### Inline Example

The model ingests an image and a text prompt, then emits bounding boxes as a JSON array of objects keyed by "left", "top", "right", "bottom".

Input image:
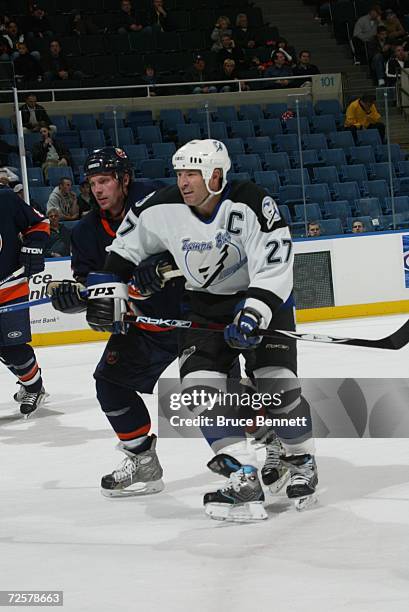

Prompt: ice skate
[
  {"left": 101, "top": 434, "right": 164, "bottom": 497},
  {"left": 260, "top": 433, "right": 290, "bottom": 494},
  {"left": 285, "top": 454, "right": 318, "bottom": 511},
  {"left": 204, "top": 464, "right": 267, "bottom": 522},
  {"left": 19, "top": 387, "right": 49, "bottom": 417}
]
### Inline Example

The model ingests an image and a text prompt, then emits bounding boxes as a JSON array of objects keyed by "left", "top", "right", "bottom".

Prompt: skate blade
[
  {"left": 267, "top": 470, "right": 290, "bottom": 495},
  {"left": 205, "top": 501, "right": 268, "bottom": 522},
  {"left": 101, "top": 478, "right": 165, "bottom": 498},
  {"left": 294, "top": 492, "right": 318, "bottom": 512},
  {"left": 21, "top": 392, "right": 50, "bottom": 419}
]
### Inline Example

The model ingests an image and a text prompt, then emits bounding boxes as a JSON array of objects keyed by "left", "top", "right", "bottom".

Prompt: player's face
[
  {"left": 89, "top": 173, "right": 127, "bottom": 216},
  {"left": 177, "top": 170, "right": 210, "bottom": 207}
]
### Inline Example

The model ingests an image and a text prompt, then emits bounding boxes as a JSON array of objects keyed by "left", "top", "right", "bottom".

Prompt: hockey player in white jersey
[{"left": 85, "top": 139, "right": 318, "bottom": 520}]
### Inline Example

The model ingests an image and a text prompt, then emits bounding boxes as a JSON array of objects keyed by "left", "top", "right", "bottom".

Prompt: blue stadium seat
[
  {"left": 319, "top": 148, "right": 347, "bottom": 168},
  {"left": 230, "top": 120, "right": 256, "bottom": 139},
  {"left": 137, "top": 126, "right": 162, "bottom": 147},
  {"left": 245, "top": 136, "right": 272, "bottom": 157},
  {"left": 71, "top": 114, "right": 98, "bottom": 130},
  {"left": 323, "top": 200, "right": 352, "bottom": 226},
  {"left": 349, "top": 145, "right": 376, "bottom": 165},
  {"left": 258, "top": 118, "right": 283, "bottom": 138},
  {"left": 278, "top": 185, "right": 305, "bottom": 205},
  {"left": 8, "top": 152, "right": 33, "bottom": 168},
  {"left": 356, "top": 128, "right": 382, "bottom": 147},
  {"left": 108, "top": 127, "right": 134, "bottom": 146},
  {"left": 99, "top": 111, "right": 126, "bottom": 130},
  {"left": 285, "top": 116, "right": 310, "bottom": 134},
  {"left": 314, "top": 99, "right": 343, "bottom": 116},
  {"left": 340, "top": 164, "right": 368, "bottom": 186},
  {"left": 319, "top": 218, "right": 344, "bottom": 235},
  {"left": 2, "top": 134, "right": 18, "bottom": 147},
  {"left": 235, "top": 153, "right": 263, "bottom": 176},
  {"left": 375, "top": 144, "right": 404, "bottom": 163},
  {"left": 80, "top": 130, "right": 106, "bottom": 149},
  {"left": 283, "top": 168, "right": 310, "bottom": 185},
  {"left": 27, "top": 167, "right": 44, "bottom": 186},
  {"left": 69, "top": 148, "right": 88, "bottom": 168},
  {"left": 313, "top": 166, "right": 339, "bottom": 187},
  {"left": 328, "top": 131, "right": 355, "bottom": 149},
  {"left": 396, "top": 161, "right": 409, "bottom": 177},
  {"left": 264, "top": 152, "right": 291, "bottom": 174},
  {"left": 160, "top": 109, "right": 185, "bottom": 134},
  {"left": 369, "top": 162, "right": 396, "bottom": 181},
  {"left": 346, "top": 216, "right": 374, "bottom": 232},
  {"left": 302, "top": 133, "right": 327, "bottom": 151},
  {"left": 355, "top": 197, "right": 382, "bottom": 218},
  {"left": 215, "top": 106, "right": 239, "bottom": 123},
  {"left": 208, "top": 122, "right": 228, "bottom": 141},
  {"left": 187, "top": 108, "right": 214, "bottom": 125},
  {"left": 0, "top": 117, "right": 14, "bottom": 133},
  {"left": 333, "top": 181, "right": 361, "bottom": 203},
  {"left": 239, "top": 104, "right": 264, "bottom": 124},
  {"left": 384, "top": 195, "right": 409, "bottom": 214},
  {"left": 53, "top": 131, "right": 81, "bottom": 149},
  {"left": 254, "top": 170, "right": 281, "bottom": 196},
  {"left": 127, "top": 110, "right": 154, "bottom": 125},
  {"left": 305, "top": 183, "right": 331, "bottom": 205},
  {"left": 123, "top": 144, "right": 149, "bottom": 164},
  {"left": 227, "top": 171, "right": 251, "bottom": 182},
  {"left": 294, "top": 203, "right": 322, "bottom": 223},
  {"left": 29, "top": 186, "right": 53, "bottom": 212},
  {"left": 176, "top": 123, "right": 201, "bottom": 144},
  {"left": 293, "top": 100, "right": 315, "bottom": 117},
  {"left": 152, "top": 142, "right": 176, "bottom": 161},
  {"left": 47, "top": 166, "right": 75, "bottom": 187},
  {"left": 278, "top": 204, "right": 292, "bottom": 225},
  {"left": 291, "top": 149, "right": 320, "bottom": 167},
  {"left": 159, "top": 177, "right": 177, "bottom": 186},
  {"left": 310, "top": 115, "right": 337, "bottom": 134},
  {"left": 362, "top": 179, "right": 390, "bottom": 203},
  {"left": 50, "top": 115, "right": 70, "bottom": 131},
  {"left": 139, "top": 159, "right": 168, "bottom": 179},
  {"left": 273, "top": 134, "right": 298, "bottom": 153},
  {"left": 223, "top": 138, "right": 245, "bottom": 156},
  {"left": 265, "top": 103, "right": 287, "bottom": 118}
]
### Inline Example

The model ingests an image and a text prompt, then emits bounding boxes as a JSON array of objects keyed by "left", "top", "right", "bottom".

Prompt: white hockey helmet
[{"left": 172, "top": 139, "right": 231, "bottom": 195}]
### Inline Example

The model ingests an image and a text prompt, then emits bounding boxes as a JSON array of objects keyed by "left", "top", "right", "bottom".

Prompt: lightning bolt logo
[{"left": 199, "top": 244, "right": 229, "bottom": 288}]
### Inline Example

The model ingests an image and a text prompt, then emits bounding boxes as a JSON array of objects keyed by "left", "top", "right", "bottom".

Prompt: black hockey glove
[
  {"left": 132, "top": 252, "right": 177, "bottom": 297},
  {"left": 86, "top": 272, "right": 129, "bottom": 333},
  {"left": 19, "top": 242, "right": 45, "bottom": 277},
  {"left": 47, "top": 280, "right": 87, "bottom": 314}
]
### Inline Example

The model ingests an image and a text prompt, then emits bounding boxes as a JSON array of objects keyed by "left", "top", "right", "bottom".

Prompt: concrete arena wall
[{"left": 30, "top": 230, "right": 409, "bottom": 346}]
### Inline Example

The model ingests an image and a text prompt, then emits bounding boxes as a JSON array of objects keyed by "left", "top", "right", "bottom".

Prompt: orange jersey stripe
[
  {"left": 23, "top": 220, "right": 50, "bottom": 237},
  {"left": 0, "top": 282, "right": 29, "bottom": 305},
  {"left": 19, "top": 364, "right": 39, "bottom": 383},
  {"left": 117, "top": 424, "right": 151, "bottom": 441}
]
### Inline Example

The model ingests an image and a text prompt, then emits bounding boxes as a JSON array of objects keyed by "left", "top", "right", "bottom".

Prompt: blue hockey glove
[
  {"left": 19, "top": 242, "right": 45, "bottom": 277},
  {"left": 132, "top": 252, "right": 176, "bottom": 297},
  {"left": 86, "top": 272, "right": 129, "bottom": 334},
  {"left": 224, "top": 307, "right": 263, "bottom": 350}
]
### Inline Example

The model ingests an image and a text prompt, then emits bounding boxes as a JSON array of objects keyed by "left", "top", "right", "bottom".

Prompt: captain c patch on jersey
[{"left": 261, "top": 196, "right": 281, "bottom": 230}]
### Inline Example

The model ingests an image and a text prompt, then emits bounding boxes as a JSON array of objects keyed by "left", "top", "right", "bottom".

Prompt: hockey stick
[
  {"left": 0, "top": 267, "right": 25, "bottom": 288},
  {"left": 122, "top": 314, "right": 409, "bottom": 350}
]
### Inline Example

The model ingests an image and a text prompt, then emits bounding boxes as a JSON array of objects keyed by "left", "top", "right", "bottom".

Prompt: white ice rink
[{"left": 1, "top": 315, "right": 409, "bottom": 612}]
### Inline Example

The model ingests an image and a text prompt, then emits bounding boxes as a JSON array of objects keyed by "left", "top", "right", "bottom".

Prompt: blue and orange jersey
[{"left": 0, "top": 188, "right": 50, "bottom": 305}]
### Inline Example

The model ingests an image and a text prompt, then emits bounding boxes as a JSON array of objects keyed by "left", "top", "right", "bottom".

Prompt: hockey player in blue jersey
[
  {"left": 84, "top": 139, "right": 319, "bottom": 520},
  {"left": 49, "top": 147, "right": 184, "bottom": 497},
  {"left": 0, "top": 187, "right": 49, "bottom": 416}
]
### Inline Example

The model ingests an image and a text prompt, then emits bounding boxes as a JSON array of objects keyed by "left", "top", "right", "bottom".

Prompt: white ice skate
[
  {"left": 260, "top": 433, "right": 290, "bottom": 494},
  {"left": 285, "top": 454, "right": 319, "bottom": 511}
]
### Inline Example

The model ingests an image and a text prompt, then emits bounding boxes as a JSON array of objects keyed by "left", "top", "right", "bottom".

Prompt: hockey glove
[
  {"left": 86, "top": 272, "right": 128, "bottom": 334},
  {"left": 47, "top": 280, "right": 87, "bottom": 314},
  {"left": 19, "top": 243, "right": 45, "bottom": 277},
  {"left": 224, "top": 307, "right": 263, "bottom": 350},
  {"left": 132, "top": 252, "right": 176, "bottom": 297}
]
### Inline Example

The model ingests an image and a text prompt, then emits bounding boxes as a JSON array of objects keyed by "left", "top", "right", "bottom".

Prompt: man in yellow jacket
[{"left": 344, "top": 93, "right": 385, "bottom": 143}]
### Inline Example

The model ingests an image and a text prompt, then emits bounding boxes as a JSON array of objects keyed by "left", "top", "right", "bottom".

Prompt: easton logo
[{"left": 88, "top": 286, "right": 116, "bottom": 297}]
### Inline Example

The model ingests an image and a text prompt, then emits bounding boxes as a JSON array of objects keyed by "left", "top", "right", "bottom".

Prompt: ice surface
[{"left": 1, "top": 316, "right": 409, "bottom": 611}]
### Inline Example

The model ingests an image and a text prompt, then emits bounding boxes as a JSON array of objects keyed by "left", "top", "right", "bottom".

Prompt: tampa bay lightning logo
[
  {"left": 183, "top": 231, "right": 246, "bottom": 288},
  {"left": 213, "top": 141, "right": 223, "bottom": 152},
  {"left": 262, "top": 196, "right": 281, "bottom": 229}
]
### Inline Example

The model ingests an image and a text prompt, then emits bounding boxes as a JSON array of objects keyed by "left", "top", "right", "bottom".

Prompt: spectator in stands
[
  {"left": 2, "top": 21, "right": 31, "bottom": 60},
  {"left": 148, "top": 0, "right": 169, "bottom": 33},
  {"left": 367, "top": 26, "right": 392, "bottom": 86},
  {"left": 307, "top": 222, "right": 321, "bottom": 237},
  {"left": 0, "top": 36, "right": 11, "bottom": 61},
  {"left": 211, "top": 16, "right": 232, "bottom": 53},
  {"left": 32, "top": 124, "right": 71, "bottom": 181},
  {"left": 47, "top": 177, "right": 79, "bottom": 221},
  {"left": 293, "top": 50, "right": 320, "bottom": 86},
  {"left": 77, "top": 177, "right": 92, "bottom": 217},
  {"left": 386, "top": 45, "right": 409, "bottom": 84},
  {"left": 45, "top": 207, "right": 72, "bottom": 257},
  {"left": 117, "top": 0, "right": 149, "bottom": 35},
  {"left": 344, "top": 93, "right": 385, "bottom": 143},
  {"left": 233, "top": 14, "right": 257, "bottom": 50},
  {"left": 217, "top": 58, "right": 249, "bottom": 92},
  {"left": 352, "top": 5, "right": 383, "bottom": 64},
  {"left": 264, "top": 51, "right": 293, "bottom": 89},
  {"left": 384, "top": 9, "right": 407, "bottom": 44},
  {"left": 275, "top": 38, "right": 296, "bottom": 65},
  {"left": 13, "top": 183, "right": 42, "bottom": 210},
  {"left": 184, "top": 55, "right": 217, "bottom": 94},
  {"left": 71, "top": 11, "right": 99, "bottom": 36},
  {"left": 20, "top": 93, "right": 55, "bottom": 133},
  {"left": 217, "top": 34, "right": 246, "bottom": 68},
  {"left": 13, "top": 42, "right": 43, "bottom": 83},
  {"left": 352, "top": 220, "right": 366, "bottom": 233},
  {"left": 42, "top": 39, "right": 85, "bottom": 81},
  {"left": 0, "top": 136, "right": 18, "bottom": 167},
  {"left": 25, "top": 4, "right": 53, "bottom": 39},
  {"left": 140, "top": 64, "right": 161, "bottom": 96},
  {"left": 0, "top": 166, "right": 19, "bottom": 186}
]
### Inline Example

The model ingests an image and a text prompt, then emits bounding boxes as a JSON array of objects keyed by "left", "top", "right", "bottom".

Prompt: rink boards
[{"left": 30, "top": 230, "right": 409, "bottom": 346}]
